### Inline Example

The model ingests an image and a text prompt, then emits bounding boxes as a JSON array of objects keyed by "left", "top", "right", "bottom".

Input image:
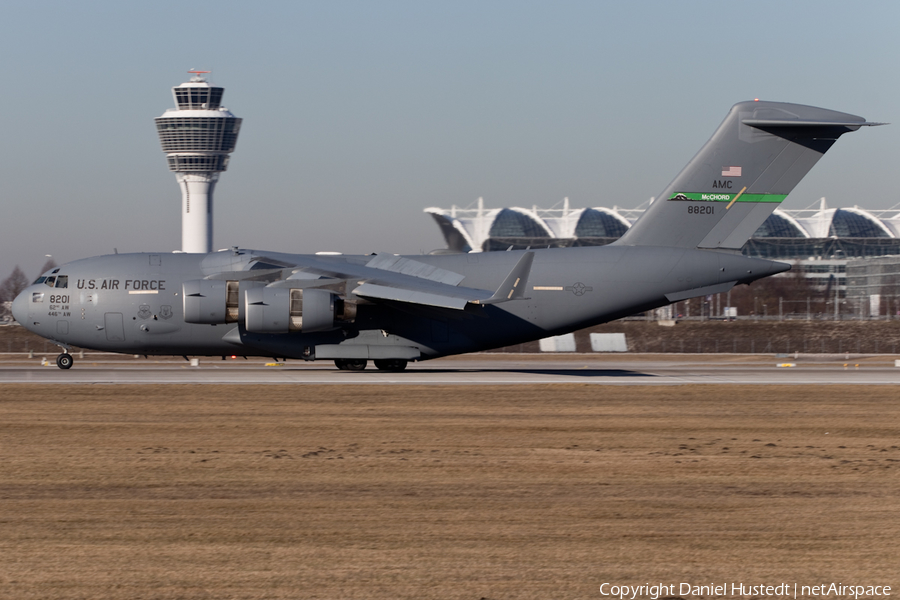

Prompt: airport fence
[{"left": 5, "top": 321, "right": 900, "bottom": 358}]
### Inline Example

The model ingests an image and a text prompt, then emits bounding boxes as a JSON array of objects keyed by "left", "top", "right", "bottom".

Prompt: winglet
[{"left": 472, "top": 252, "right": 534, "bottom": 305}]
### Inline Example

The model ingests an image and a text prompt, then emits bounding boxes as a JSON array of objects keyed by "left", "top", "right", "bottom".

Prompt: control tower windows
[
  {"left": 155, "top": 117, "right": 242, "bottom": 152},
  {"left": 174, "top": 87, "right": 224, "bottom": 110},
  {"left": 166, "top": 155, "right": 230, "bottom": 172}
]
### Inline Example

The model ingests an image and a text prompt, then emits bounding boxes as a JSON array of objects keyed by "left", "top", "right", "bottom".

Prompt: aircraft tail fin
[{"left": 615, "top": 101, "right": 883, "bottom": 249}]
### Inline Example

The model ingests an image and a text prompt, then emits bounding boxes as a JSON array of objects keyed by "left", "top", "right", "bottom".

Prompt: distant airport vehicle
[{"left": 12, "top": 101, "right": 881, "bottom": 369}]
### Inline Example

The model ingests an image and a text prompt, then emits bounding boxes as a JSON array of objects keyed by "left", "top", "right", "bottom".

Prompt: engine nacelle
[
  {"left": 183, "top": 280, "right": 239, "bottom": 324},
  {"left": 244, "top": 287, "right": 336, "bottom": 334}
]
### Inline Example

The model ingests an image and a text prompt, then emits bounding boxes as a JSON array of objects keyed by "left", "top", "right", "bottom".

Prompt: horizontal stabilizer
[
  {"left": 743, "top": 119, "right": 886, "bottom": 129},
  {"left": 665, "top": 281, "right": 736, "bottom": 303}
]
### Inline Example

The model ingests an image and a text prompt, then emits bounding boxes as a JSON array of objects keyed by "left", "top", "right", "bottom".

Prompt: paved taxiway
[{"left": 0, "top": 354, "right": 898, "bottom": 384}]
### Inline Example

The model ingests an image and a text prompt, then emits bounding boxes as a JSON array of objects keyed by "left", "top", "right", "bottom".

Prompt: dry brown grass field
[{"left": 0, "top": 384, "right": 898, "bottom": 600}]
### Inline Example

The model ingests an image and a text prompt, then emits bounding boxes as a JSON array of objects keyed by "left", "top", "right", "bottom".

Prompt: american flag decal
[{"left": 722, "top": 166, "right": 742, "bottom": 177}]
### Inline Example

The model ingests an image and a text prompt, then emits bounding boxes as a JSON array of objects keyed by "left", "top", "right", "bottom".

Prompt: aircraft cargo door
[{"left": 104, "top": 313, "right": 125, "bottom": 342}]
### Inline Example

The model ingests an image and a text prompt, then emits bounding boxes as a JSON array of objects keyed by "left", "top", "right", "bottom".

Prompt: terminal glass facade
[
  {"left": 574, "top": 209, "right": 630, "bottom": 238},
  {"left": 753, "top": 213, "right": 807, "bottom": 238},
  {"left": 489, "top": 209, "right": 549, "bottom": 238},
  {"left": 829, "top": 209, "right": 890, "bottom": 238}
]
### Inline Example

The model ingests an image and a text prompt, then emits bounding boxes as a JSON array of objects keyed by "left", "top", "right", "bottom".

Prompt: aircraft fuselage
[{"left": 12, "top": 245, "right": 785, "bottom": 362}]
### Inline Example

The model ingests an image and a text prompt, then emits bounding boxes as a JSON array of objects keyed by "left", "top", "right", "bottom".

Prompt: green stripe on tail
[{"left": 668, "top": 192, "right": 787, "bottom": 203}]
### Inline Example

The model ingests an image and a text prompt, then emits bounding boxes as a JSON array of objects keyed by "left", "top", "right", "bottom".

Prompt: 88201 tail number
[{"left": 688, "top": 205, "right": 714, "bottom": 215}]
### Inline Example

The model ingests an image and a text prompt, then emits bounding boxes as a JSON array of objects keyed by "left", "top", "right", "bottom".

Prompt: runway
[{"left": 1, "top": 353, "right": 898, "bottom": 384}]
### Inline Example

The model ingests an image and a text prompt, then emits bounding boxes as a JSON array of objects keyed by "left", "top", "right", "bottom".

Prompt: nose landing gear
[{"left": 56, "top": 353, "right": 73, "bottom": 369}]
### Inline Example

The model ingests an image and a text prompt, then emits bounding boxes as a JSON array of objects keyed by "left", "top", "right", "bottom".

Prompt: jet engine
[
  {"left": 183, "top": 280, "right": 239, "bottom": 324},
  {"left": 244, "top": 287, "right": 337, "bottom": 334}
]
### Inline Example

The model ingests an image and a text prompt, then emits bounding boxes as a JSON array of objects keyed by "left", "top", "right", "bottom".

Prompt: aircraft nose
[{"left": 10, "top": 289, "right": 29, "bottom": 324}]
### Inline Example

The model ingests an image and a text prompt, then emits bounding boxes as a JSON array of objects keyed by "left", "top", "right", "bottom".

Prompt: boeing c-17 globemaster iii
[{"left": 11, "top": 101, "right": 882, "bottom": 369}]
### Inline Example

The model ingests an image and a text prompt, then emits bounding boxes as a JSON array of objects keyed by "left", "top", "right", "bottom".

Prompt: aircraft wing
[
  {"left": 353, "top": 251, "right": 534, "bottom": 310},
  {"left": 250, "top": 251, "right": 535, "bottom": 311}
]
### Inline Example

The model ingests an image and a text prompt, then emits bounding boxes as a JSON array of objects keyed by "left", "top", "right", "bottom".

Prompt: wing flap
[
  {"left": 365, "top": 254, "right": 466, "bottom": 285},
  {"left": 352, "top": 283, "right": 476, "bottom": 310}
]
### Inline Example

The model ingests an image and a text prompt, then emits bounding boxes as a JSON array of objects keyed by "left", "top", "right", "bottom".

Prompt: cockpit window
[
  {"left": 34, "top": 276, "right": 47, "bottom": 285},
  {"left": 55, "top": 276, "right": 68, "bottom": 289},
  {"left": 44, "top": 276, "right": 56, "bottom": 287}
]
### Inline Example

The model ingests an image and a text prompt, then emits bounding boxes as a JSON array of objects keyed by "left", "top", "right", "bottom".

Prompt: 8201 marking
[{"left": 688, "top": 205, "right": 715, "bottom": 215}]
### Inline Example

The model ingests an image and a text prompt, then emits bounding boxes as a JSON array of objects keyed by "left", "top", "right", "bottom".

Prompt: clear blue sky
[{"left": 1, "top": 0, "right": 897, "bottom": 279}]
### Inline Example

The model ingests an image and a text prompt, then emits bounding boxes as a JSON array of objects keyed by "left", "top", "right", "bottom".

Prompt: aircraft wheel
[
  {"left": 56, "top": 353, "right": 74, "bottom": 370},
  {"left": 334, "top": 359, "right": 347, "bottom": 370},
  {"left": 374, "top": 359, "right": 407, "bottom": 371},
  {"left": 343, "top": 359, "right": 368, "bottom": 371}
]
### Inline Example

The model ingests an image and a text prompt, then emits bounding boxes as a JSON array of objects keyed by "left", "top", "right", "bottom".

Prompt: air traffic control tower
[{"left": 155, "top": 71, "right": 242, "bottom": 253}]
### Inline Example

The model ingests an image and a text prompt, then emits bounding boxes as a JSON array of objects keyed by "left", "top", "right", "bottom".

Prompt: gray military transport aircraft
[{"left": 12, "top": 101, "right": 882, "bottom": 370}]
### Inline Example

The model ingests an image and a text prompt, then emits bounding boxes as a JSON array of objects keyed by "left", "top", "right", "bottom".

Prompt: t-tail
[{"left": 616, "top": 101, "right": 883, "bottom": 249}]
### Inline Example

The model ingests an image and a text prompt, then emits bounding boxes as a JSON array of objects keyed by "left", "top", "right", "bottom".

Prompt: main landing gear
[
  {"left": 56, "top": 353, "right": 74, "bottom": 370},
  {"left": 373, "top": 359, "right": 407, "bottom": 371},
  {"left": 334, "top": 359, "right": 367, "bottom": 371},
  {"left": 333, "top": 359, "right": 408, "bottom": 372}
]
